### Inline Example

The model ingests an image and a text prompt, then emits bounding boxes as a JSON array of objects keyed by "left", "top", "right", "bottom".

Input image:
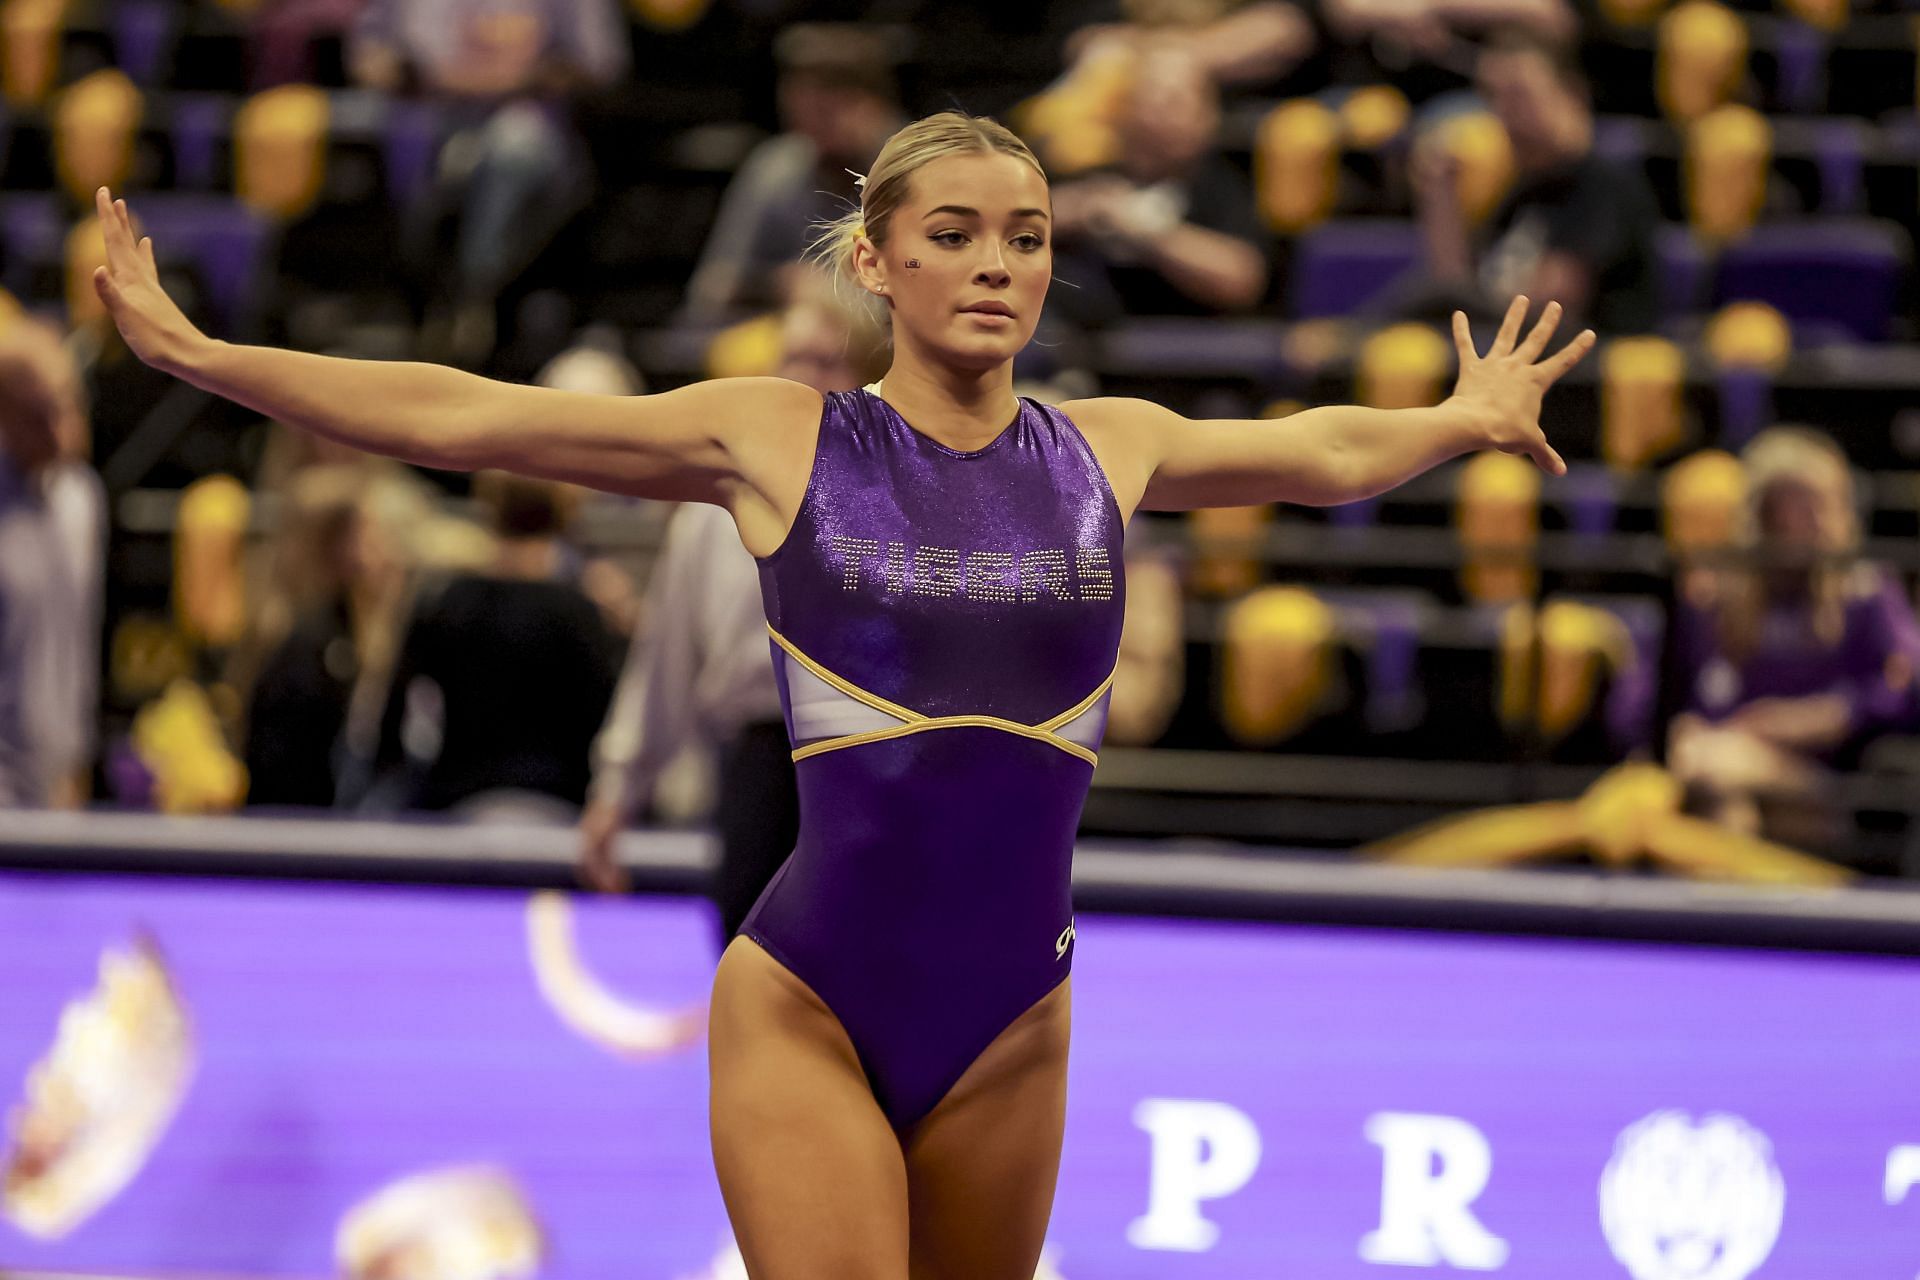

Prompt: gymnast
[{"left": 90, "top": 108, "right": 1589, "bottom": 1280}]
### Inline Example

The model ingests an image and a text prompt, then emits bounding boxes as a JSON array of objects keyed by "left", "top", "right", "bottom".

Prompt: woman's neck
[{"left": 875, "top": 347, "right": 1021, "bottom": 451}]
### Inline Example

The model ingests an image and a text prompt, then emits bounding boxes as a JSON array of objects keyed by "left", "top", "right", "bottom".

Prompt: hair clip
[{"left": 845, "top": 168, "right": 868, "bottom": 189}]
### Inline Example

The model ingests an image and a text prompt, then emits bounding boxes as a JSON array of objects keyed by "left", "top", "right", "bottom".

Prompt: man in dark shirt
[
  {"left": 374, "top": 474, "right": 618, "bottom": 817},
  {"left": 1415, "top": 28, "right": 1661, "bottom": 335},
  {"left": 1050, "top": 46, "right": 1275, "bottom": 323}
]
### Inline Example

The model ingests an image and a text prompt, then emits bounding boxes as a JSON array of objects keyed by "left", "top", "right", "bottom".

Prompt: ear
[{"left": 850, "top": 232, "right": 889, "bottom": 300}]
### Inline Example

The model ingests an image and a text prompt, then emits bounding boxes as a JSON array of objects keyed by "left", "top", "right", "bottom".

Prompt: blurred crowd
[{"left": 1, "top": 0, "right": 1919, "bottom": 884}]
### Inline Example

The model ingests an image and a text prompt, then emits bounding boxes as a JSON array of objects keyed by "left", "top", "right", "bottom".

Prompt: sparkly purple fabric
[{"left": 741, "top": 387, "right": 1125, "bottom": 1131}]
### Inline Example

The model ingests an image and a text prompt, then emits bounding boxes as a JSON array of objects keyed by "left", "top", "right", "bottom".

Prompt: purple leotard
[{"left": 740, "top": 386, "right": 1125, "bottom": 1133}]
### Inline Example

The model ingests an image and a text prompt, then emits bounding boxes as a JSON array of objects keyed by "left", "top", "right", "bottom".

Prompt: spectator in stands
[
  {"left": 681, "top": 25, "right": 906, "bottom": 324},
  {"left": 234, "top": 464, "right": 426, "bottom": 808},
  {"left": 578, "top": 277, "right": 887, "bottom": 945},
  {"left": 349, "top": 0, "right": 629, "bottom": 361},
  {"left": 1411, "top": 28, "right": 1660, "bottom": 334},
  {"left": 0, "top": 314, "right": 104, "bottom": 809},
  {"left": 371, "top": 472, "right": 619, "bottom": 819},
  {"left": 1050, "top": 46, "right": 1273, "bottom": 323},
  {"left": 250, "top": 0, "right": 371, "bottom": 88},
  {"left": 1664, "top": 427, "right": 1920, "bottom": 851},
  {"left": 1062, "top": 0, "right": 1317, "bottom": 90},
  {"left": 1312, "top": 0, "right": 1576, "bottom": 102}
]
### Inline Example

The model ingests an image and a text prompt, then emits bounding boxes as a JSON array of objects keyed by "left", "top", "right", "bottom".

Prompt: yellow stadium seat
[
  {"left": 1434, "top": 111, "right": 1515, "bottom": 227},
  {"left": 132, "top": 680, "right": 247, "bottom": 812},
  {"left": 1780, "top": 0, "right": 1846, "bottom": 31},
  {"left": 1686, "top": 104, "right": 1771, "bottom": 243},
  {"left": 1337, "top": 85, "right": 1409, "bottom": 151},
  {"left": 1661, "top": 447, "right": 1746, "bottom": 555},
  {"left": 174, "top": 474, "right": 251, "bottom": 649},
  {"left": 1358, "top": 322, "right": 1451, "bottom": 411},
  {"left": 1598, "top": 0, "right": 1671, "bottom": 25},
  {"left": 1601, "top": 336, "right": 1688, "bottom": 471},
  {"left": 705, "top": 313, "right": 784, "bottom": 379},
  {"left": 1219, "top": 585, "right": 1336, "bottom": 746},
  {"left": 235, "top": 84, "right": 330, "bottom": 220},
  {"left": 1658, "top": 1, "right": 1748, "bottom": 122},
  {"left": 64, "top": 214, "right": 107, "bottom": 330},
  {"left": 1188, "top": 504, "right": 1272, "bottom": 597},
  {"left": 1456, "top": 452, "right": 1540, "bottom": 604},
  {"left": 53, "top": 69, "right": 142, "bottom": 206},
  {"left": 1, "top": 0, "right": 63, "bottom": 108},
  {"left": 1535, "top": 600, "right": 1631, "bottom": 743},
  {"left": 1014, "top": 44, "right": 1136, "bottom": 177},
  {"left": 629, "top": 0, "right": 710, "bottom": 29},
  {"left": 1254, "top": 99, "right": 1341, "bottom": 234},
  {"left": 1705, "top": 300, "right": 1791, "bottom": 373}
]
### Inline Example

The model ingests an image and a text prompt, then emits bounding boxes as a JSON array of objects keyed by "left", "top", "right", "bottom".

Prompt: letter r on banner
[
  {"left": 1359, "top": 1112, "right": 1510, "bottom": 1270},
  {"left": 1126, "top": 1098, "right": 1263, "bottom": 1252}
]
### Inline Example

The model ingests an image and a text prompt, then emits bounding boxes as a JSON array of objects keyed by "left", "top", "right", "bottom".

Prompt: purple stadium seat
[
  {"left": 1322, "top": 588, "right": 1428, "bottom": 735},
  {"left": 383, "top": 101, "right": 443, "bottom": 211},
  {"left": 1290, "top": 220, "right": 1421, "bottom": 319},
  {"left": 169, "top": 95, "right": 227, "bottom": 190},
  {"left": 133, "top": 195, "right": 276, "bottom": 335},
  {"left": 1770, "top": 22, "right": 1827, "bottom": 115},
  {"left": 1655, "top": 224, "right": 1708, "bottom": 325},
  {"left": 0, "top": 193, "right": 62, "bottom": 295},
  {"left": 1557, "top": 464, "right": 1617, "bottom": 539},
  {"left": 1815, "top": 119, "right": 1866, "bottom": 215},
  {"left": 1716, "top": 366, "right": 1775, "bottom": 449},
  {"left": 1713, "top": 220, "right": 1909, "bottom": 343},
  {"left": 112, "top": 0, "right": 176, "bottom": 87}
]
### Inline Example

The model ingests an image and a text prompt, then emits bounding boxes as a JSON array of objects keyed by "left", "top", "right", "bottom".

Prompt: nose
[{"left": 974, "top": 241, "right": 1011, "bottom": 288}]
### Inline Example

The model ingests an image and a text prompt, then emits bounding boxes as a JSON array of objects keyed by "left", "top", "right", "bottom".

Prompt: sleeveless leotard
[{"left": 740, "top": 386, "right": 1126, "bottom": 1133}]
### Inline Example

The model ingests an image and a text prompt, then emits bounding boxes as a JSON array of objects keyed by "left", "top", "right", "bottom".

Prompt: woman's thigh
[
  {"left": 902, "top": 978, "right": 1073, "bottom": 1280},
  {"left": 709, "top": 936, "right": 910, "bottom": 1280}
]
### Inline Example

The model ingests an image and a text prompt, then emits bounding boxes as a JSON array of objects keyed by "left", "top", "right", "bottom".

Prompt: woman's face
[
  {"left": 856, "top": 151, "right": 1052, "bottom": 372},
  {"left": 1757, "top": 479, "right": 1826, "bottom": 551}
]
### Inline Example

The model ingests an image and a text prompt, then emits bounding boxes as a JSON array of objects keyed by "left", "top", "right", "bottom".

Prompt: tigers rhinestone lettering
[
  {"left": 1076, "top": 547, "right": 1114, "bottom": 601},
  {"left": 829, "top": 539, "right": 1111, "bottom": 604}
]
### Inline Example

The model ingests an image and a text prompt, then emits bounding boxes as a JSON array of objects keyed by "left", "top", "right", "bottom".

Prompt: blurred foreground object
[
  {"left": 525, "top": 892, "right": 706, "bottom": 1060},
  {"left": 1364, "top": 762, "right": 1850, "bottom": 885},
  {"left": 2, "top": 938, "right": 194, "bottom": 1238},
  {"left": 335, "top": 1164, "right": 543, "bottom": 1280}
]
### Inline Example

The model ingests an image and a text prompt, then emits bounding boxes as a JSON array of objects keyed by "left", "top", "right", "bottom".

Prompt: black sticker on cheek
[{"left": 905, "top": 259, "right": 921, "bottom": 269}]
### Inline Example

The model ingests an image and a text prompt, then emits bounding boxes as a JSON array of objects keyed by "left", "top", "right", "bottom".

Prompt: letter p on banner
[{"left": 1126, "top": 1098, "right": 1263, "bottom": 1252}]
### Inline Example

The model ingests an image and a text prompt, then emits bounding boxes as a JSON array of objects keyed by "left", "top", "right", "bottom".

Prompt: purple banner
[{"left": 0, "top": 871, "right": 1916, "bottom": 1278}]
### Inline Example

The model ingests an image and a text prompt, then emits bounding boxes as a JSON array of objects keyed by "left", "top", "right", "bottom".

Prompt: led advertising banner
[{"left": 1, "top": 870, "right": 1916, "bottom": 1279}]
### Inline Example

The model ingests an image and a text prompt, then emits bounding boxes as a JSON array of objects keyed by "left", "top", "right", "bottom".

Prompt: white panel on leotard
[
  {"left": 1052, "top": 687, "right": 1112, "bottom": 752},
  {"left": 782, "top": 651, "right": 905, "bottom": 743}
]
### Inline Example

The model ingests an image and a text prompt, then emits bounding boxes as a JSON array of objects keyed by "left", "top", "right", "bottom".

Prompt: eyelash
[{"left": 931, "top": 231, "right": 1046, "bottom": 251}]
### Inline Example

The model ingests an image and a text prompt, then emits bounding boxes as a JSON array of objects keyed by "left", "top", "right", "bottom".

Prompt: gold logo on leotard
[
  {"left": 1055, "top": 918, "right": 1076, "bottom": 960},
  {"left": 829, "top": 537, "right": 1113, "bottom": 603}
]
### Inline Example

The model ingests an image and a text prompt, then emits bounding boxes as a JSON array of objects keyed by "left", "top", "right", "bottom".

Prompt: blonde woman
[
  {"left": 1667, "top": 427, "right": 1920, "bottom": 847},
  {"left": 88, "top": 109, "right": 1588, "bottom": 1278}
]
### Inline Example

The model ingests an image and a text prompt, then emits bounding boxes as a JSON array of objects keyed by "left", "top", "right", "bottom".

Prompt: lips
[{"left": 961, "top": 302, "right": 1015, "bottom": 318}]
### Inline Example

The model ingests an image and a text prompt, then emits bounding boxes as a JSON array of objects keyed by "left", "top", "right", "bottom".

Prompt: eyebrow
[{"left": 923, "top": 205, "right": 1051, "bottom": 222}]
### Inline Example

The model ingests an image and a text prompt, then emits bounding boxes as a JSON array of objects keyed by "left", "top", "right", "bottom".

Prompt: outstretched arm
[
  {"left": 1071, "top": 296, "right": 1594, "bottom": 513},
  {"left": 89, "top": 188, "right": 819, "bottom": 503}
]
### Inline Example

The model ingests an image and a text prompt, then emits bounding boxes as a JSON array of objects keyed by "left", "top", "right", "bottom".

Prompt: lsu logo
[{"left": 1599, "top": 1110, "right": 1784, "bottom": 1280}]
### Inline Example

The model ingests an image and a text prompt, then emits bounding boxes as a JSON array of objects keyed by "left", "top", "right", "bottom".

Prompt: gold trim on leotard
[{"left": 767, "top": 626, "right": 1114, "bottom": 767}]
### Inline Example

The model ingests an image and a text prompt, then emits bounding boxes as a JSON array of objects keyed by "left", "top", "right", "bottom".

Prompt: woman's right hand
[
  {"left": 576, "top": 798, "right": 631, "bottom": 895},
  {"left": 90, "top": 187, "right": 210, "bottom": 376}
]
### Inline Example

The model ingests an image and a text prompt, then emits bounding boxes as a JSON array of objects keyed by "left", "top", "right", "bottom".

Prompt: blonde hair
[
  {"left": 808, "top": 111, "right": 1047, "bottom": 287},
  {"left": 1716, "top": 425, "right": 1862, "bottom": 659}
]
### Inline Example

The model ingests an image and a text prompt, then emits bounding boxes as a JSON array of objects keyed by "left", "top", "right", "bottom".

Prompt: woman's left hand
[{"left": 1446, "top": 296, "right": 1596, "bottom": 477}]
